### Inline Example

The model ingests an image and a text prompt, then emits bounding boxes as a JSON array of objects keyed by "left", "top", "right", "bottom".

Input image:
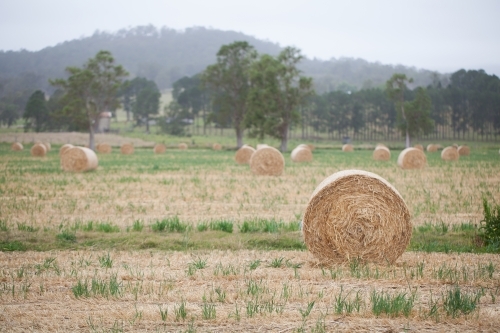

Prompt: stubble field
[{"left": 0, "top": 139, "right": 499, "bottom": 332}]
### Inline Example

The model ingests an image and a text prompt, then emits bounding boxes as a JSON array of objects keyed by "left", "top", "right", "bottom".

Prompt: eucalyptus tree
[
  {"left": 246, "top": 47, "right": 313, "bottom": 152},
  {"left": 51, "top": 50, "right": 128, "bottom": 150},
  {"left": 386, "top": 74, "right": 413, "bottom": 147},
  {"left": 23, "top": 90, "right": 50, "bottom": 132},
  {"left": 202, "top": 41, "right": 257, "bottom": 148}
]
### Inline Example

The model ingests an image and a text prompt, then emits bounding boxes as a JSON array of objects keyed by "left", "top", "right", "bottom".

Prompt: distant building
[{"left": 97, "top": 112, "right": 112, "bottom": 132}]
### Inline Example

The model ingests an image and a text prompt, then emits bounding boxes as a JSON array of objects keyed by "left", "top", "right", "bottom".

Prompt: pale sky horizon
[{"left": 1, "top": 0, "right": 499, "bottom": 75}]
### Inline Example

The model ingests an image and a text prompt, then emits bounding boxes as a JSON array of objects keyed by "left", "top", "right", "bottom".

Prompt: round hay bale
[
  {"left": 249, "top": 146, "right": 284, "bottom": 176},
  {"left": 342, "top": 144, "right": 353, "bottom": 152},
  {"left": 291, "top": 146, "right": 313, "bottom": 163},
  {"left": 397, "top": 148, "right": 427, "bottom": 169},
  {"left": 426, "top": 144, "right": 438, "bottom": 152},
  {"left": 441, "top": 146, "right": 459, "bottom": 161},
  {"left": 235, "top": 145, "right": 256, "bottom": 165},
  {"left": 376, "top": 143, "right": 387, "bottom": 149},
  {"left": 307, "top": 144, "right": 315, "bottom": 151},
  {"left": 42, "top": 142, "right": 51, "bottom": 152},
  {"left": 457, "top": 145, "right": 470, "bottom": 156},
  {"left": 120, "top": 143, "right": 134, "bottom": 155},
  {"left": 372, "top": 146, "right": 391, "bottom": 161},
  {"left": 413, "top": 144, "right": 424, "bottom": 151},
  {"left": 178, "top": 143, "right": 188, "bottom": 150},
  {"left": 212, "top": 143, "right": 222, "bottom": 151},
  {"left": 11, "top": 142, "right": 23, "bottom": 151},
  {"left": 97, "top": 143, "right": 112, "bottom": 154},
  {"left": 256, "top": 144, "right": 269, "bottom": 150},
  {"left": 154, "top": 143, "right": 166, "bottom": 154},
  {"left": 59, "top": 144, "right": 74, "bottom": 156},
  {"left": 303, "top": 170, "right": 411, "bottom": 264},
  {"left": 452, "top": 143, "right": 459, "bottom": 149},
  {"left": 61, "top": 147, "right": 98, "bottom": 172},
  {"left": 30, "top": 143, "right": 47, "bottom": 157}
]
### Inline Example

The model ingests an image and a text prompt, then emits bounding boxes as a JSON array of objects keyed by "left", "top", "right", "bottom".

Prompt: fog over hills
[{"left": 0, "top": 25, "right": 447, "bottom": 94}]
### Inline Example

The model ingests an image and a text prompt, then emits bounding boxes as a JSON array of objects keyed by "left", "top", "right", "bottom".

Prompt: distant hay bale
[
  {"left": 457, "top": 145, "right": 470, "bottom": 156},
  {"left": 297, "top": 144, "right": 311, "bottom": 150},
  {"left": 61, "top": 147, "right": 98, "bottom": 172},
  {"left": 414, "top": 144, "right": 424, "bottom": 151},
  {"left": 154, "top": 143, "right": 166, "bottom": 154},
  {"left": 249, "top": 146, "right": 284, "bottom": 176},
  {"left": 441, "top": 146, "right": 459, "bottom": 161},
  {"left": 11, "top": 142, "right": 23, "bottom": 151},
  {"left": 307, "top": 144, "right": 315, "bottom": 151},
  {"left": 342, "top": 144, "right": 353, "bottom": 152},
  {"left": 212, "top": 143, "right": 222, "bottom": 151},
  {"left": 291, "top": 146, "right": 313, "bottom": 163},
  {"left": 452, "top": 143, "right": 459, "bottom": 149},
  {"left": 30, "top": 143, "right": 47, "bottom": 157},
  {"left": 376, "top": 143, "right": 387, "bottom": 149},
  {"left": 397, "top": 148, "right": 427, "bottom": 169},
  {"left": 178, "top": 143, "right": 188, "bottom": 150},
  {"left": 59, "top": 144, "right": 74, "bottom": 156},
  {"left": 120, "top": 143, "right": 134, "bottom": 155},
  {"left": 372, "top": 146, "right": 391, "bottom": 161},
  {"left": 42, "top": 142, "right": 51, "bottom": 152},
  {"left": 303, "top": 169, "right": 411, "bottom": 264},
  {"left": 256, "top": 144, "right": 269, "bottom": 150},
  {"left": 235, "top": 145, "right": 256, "bottom": 165},
  {"left": 97, "top": 143, "right": 112, "bottom": 154},
  {"left": 426, "top": 144, "right": 439, "bottom": 152}
]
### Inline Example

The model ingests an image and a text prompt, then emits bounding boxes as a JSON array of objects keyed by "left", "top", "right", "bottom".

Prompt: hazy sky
[{"left": 1, "top": 0, "right": 499, "bottom": 75}]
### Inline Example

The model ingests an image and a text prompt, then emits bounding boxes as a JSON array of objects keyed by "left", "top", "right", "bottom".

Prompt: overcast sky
[{"left": 1, "top": 0, "right": 499, "bottom": 75}]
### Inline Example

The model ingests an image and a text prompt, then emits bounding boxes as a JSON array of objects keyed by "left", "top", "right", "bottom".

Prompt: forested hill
[{"left": 0, "top": 25, "right": 444, "bottom": 94}]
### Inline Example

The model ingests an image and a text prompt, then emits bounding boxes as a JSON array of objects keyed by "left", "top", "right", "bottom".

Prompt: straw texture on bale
[
  {"left": 120, "top": 143, "right": 134, "bottom": 155},
  {"left": 303, "top": 170, "right": 411, "bottom": 264},
  {"left": 30, "top": 143, "right": 47, "bottom": 157},
  {"left": 59, "top": 144, "right": 74, "bottom": 156},
  {"left": 178, "top": 143, "right": 188, "bottom": 150},
  {"left": 212, "top": 143, "right": 222, "bottom": 150},
  {"left": 11, "top": 142, "right": 23, "bottom": 151},
  {"left": 153, "top": 144, "right": 166, "bottom": 154},
  {"left": 291, "top": 146, "right": 313, "bottom": 163},
  {"left": 249, "top": 146, "right": 284, "bottom": 176},
  {"left": 426, "top": 144, "right": 438, "bottom": 152},
  {"left": 397, "top": 148, "right": 427, "bottom": 169},
  {"left": 61, "top": 147, "right": 98, "bottom": 172},
  {"left": 441, "top": 146, "right": 459, "bottom": 161},
  {"left": 342, "top": 144, "right": 353, "bottom": 152},
  {"left": 372, "top": 146, "right": 391, "bottom": 161},
  {"left": 414, "top": 144, "right": 424, "bottom": 151},
  {"left": 235, "top": 145, "right": 255, "bottom": 165},
  {"left": 457, "top": 145, "right": 470, "bottom": 156},
  {"left": 96, "top": 143, "right": 112, "bottom": 154}
]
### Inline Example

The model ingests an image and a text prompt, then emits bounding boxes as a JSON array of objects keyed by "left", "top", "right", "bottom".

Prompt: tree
[
  {"left": 386, "top": 74, "right": 413, "bottom": 147},
  {"left": 202, "top": 41, "right": 257, "bottom": 148},
  {"left": 23, "top": 90, "right": 50, "bottom": 132},
  {"left": 51, "top": 51, "right": 128, "bottom": 150},
  {"left": 246, "top": 47, "right": 313, "bottom": 152},
  {"left": 123, "top": 77, "right": 161, "bottom": 133},
  {"left": 401, "top": 87, "right": 434, "bottom": 139},
  {"left": 172, "top": 75, "right": 209, "bottom": 135},
  {"left": 0, "top": 102, "right": 20, "bottom": 127}
]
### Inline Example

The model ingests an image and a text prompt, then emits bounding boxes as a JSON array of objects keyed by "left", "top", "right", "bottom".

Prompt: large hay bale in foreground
[
  {"left": 372, "top": 146, "right": 391, "bottom": 161},
  {"left": 441, "top": 146, "right": 459, "bottom": 161},
  {"left": 212, "top": 143, "right": 222, "bottom": 151},
  {"left": 249, "top": 146, "right": 284, "bottom": 176},
  {"left": 291, "top": 146, "right": 313, "bottom": 163},
  {"left": 61, "top": 147, "right": 98, "bottom": 172},
  {"left": 397, "top": 148, "right": 427, "bottom": 169},
  {"left": 426, "top": 144, "right": 438, "bottom": 152},
  {"left": 303, "top": 170, "right": 411, "bottom": 264},
  {"left": 154, "top": 144, "right": 166, "bottom": 154},
  {"left": 30, "top": 143, "right": 47, "bottom": 157},
  {"left": 414, "top": 144, "right": 424, "bottom": 151},
  {"left": 97, "top": 143, "right": 112, "bottom": 154},
  {"left": 235, "top": 145, "right": 255, "bottom": 165},
  {"left": 11, "top": 142, "right": 23, "bottom": 151},
  {"left": 120, "top": 143, "right": 134, "bottom": 155},
  {"left": 342, "top": 144, "right": 353, "bottom": 152},
  {"left": 59, "top": 144, "right": 74, "bottom": 156},
  {"left": 457, "top": 145, "right": 470, "bottom": 156},
  {"left": 178, "top": 143, "right": 188, "bottom": 150}
]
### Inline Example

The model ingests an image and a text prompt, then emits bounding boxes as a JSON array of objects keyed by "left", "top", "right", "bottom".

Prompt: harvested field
[{"left": 1, "top": 141, "right": 499, "bottom": 332}]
